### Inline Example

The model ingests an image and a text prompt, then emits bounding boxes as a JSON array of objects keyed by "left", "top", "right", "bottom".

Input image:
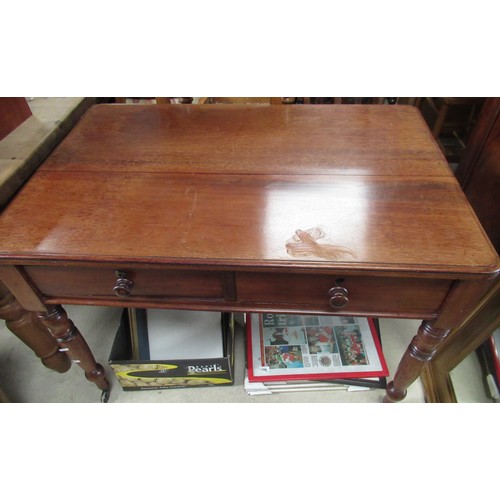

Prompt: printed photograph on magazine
[{"left": 246, "top": 313, "right": 389, "bottom": 382}]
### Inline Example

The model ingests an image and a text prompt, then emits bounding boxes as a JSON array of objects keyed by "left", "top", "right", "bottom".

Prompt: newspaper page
[{"left": 247, "top": 313, "right": 389, "bottom": 382}]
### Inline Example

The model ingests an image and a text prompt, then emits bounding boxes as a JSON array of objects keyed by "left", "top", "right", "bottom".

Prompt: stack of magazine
[{"left": 245, "top": 313, "right": 389, "bottom": 395}]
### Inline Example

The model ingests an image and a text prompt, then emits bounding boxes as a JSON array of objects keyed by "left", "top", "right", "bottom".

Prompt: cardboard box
[{"left": 109, "top": 309, "right": 235, "bottom": 391}]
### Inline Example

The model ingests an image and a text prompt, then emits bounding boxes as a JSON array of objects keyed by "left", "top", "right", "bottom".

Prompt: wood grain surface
[{"left": 0, "top": 104, "right": 497, "bottom": 276}]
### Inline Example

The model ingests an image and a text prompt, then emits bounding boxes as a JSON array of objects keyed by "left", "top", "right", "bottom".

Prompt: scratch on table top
[{"left": 180, "top": 185, "right": 198, "bottom": 246}]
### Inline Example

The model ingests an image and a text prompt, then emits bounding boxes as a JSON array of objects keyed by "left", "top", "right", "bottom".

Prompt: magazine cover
[{"left": 246, "top": 313, "right": 389, "bottom": 382}]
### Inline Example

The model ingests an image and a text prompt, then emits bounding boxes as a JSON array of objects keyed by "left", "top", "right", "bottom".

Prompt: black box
[{"left": 109, "top": 309, "right": 235, "bottom": 391}]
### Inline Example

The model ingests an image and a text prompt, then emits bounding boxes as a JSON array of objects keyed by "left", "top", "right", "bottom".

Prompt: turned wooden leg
[
  {"left": 36, "top": 305, "right": 110, "bottom": 398},
  {"left": 385, "top": 320, "right": 451, "bottom": 402},
  {"left": 0, "top": 282, "right": 71, "bottom": 373}
]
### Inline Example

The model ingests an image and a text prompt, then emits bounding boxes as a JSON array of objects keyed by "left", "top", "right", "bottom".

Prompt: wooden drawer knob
[
  {"left": 113, "top": 271, "right": 134, "bottom": 297},
  {"left": 328, "top": 286, "right": 349, "bottom": 309}
]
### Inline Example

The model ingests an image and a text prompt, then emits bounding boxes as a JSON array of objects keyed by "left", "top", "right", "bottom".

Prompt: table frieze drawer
[
  {"left": 235, "top": 272, "right": 453, "bottom": 316},
  {"left": 23, "top": 266, "right": 225, "bottom": 300}
]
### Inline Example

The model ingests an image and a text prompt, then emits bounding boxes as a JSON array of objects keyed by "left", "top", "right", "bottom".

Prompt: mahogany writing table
[{"left": 0, "top": 104, "right": 498, "bottom": 402}]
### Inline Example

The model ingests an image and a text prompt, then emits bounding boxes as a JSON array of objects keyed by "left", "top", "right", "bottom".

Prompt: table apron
[{"left": 14, "top": 264, "right": 455, "bottom": 319}]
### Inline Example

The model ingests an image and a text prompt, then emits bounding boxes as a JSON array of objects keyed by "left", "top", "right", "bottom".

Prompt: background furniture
[
  {"left": 263, "top": 98, "right": 416, "bottom": 105},
  {"left": 421, "top": 97, "right": 500, "bottom": 402},
  {"left": 116, "top": 97, "right": 196, "bottom": 104},
  {"left": 416, "top": 97, "right": 485, "bottom": 163},
  {"left": 116, "top": 97, "right": 291, "bottom": 104},
  {"left": 114, "top": 97, "right": 416, "bottom": 106},
  {"left": 0, "top": 97, "right": 32, "bottom": 140},
  {"left": 196, "top": 97, "right": 284, "bottom": 104},
  {"left": 0, "top": 97, "right": 95, "bottom": 207}
]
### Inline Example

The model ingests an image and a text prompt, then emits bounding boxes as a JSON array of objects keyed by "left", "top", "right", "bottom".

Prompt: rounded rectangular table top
[{"left": 0, "top": 104, "right": 498, "bottom": 277}]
